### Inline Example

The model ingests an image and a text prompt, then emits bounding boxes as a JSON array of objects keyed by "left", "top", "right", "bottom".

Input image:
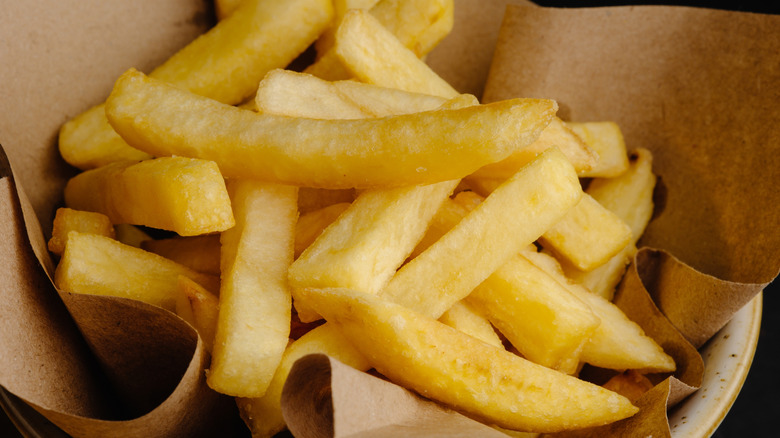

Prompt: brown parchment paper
[
  {"left": 1, "top": 0, "right": 778, "bottom": 437},
  {"left": 281, "top": 354, "right": 509, "bottom": 438}
]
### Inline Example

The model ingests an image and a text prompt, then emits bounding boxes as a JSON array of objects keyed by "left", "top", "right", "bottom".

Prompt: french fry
[
  {"left": 141, "top": 235, "right": 221, "bottom": 276},
  {"left": 539, "top": 193, "right": 633, "bottom": 271},
  {"left": 313, "top": 0, "right": 380, "bottom": 55},
  {"left": 566, "top": 148, "right": 657, "bottom": 299},
  {"left": 59, "top": 0, "right": 334, "bottom": 170},
  {"left": 602, "top": 370, "right": 655, "bottom": 403},
  {"left": 207, "top": 180, "right": 297, "bottom": 398},
  {"left": 255, "top": 69, "right": 457, "bottom": 119},
  {"left": 523, "top": 250, "right": 676, "bottom": 373},
  {"left": 334, "top": 9, "right": 459, "bottom": 98},
  {"left": 175, "top": 275, "right": 220, "bottom": 354},
  {"left": 64, "top": 157, "right": 234, "bottom": 237},
  {"left": 470, "top": 116, "right": 598, "bottom": 179},
  {"left": 305, "top": 0, "right": 454, "bottom": 80},
  {"left": 438, "top": 300, "right": 503, "bottom": 349},
  {"left": 289, "top": 179, "right": 459, "bottom": 322},
  {"left": 567, "top": 121, "right": 630, "bottom": 178},
  {"left": 381, "top": 148, "right": 582, "bottom": 319},
  {"left": 468, "top": 253, "right": 601, "bottom": 374},
  {"left": 105, "top": 69, "right": 556, "bottom": 189},
  {"left": 54, "top": 232, "right": 219, "bottom": 311},
  {"left": 299, "top": 287, "right": 639, "bottom": 433},
  {"left": 293, "top": 202, "right": 351, "bottom": 258},
  {"left": 47, "top": 208, "right": 115, "bottom": 255}
]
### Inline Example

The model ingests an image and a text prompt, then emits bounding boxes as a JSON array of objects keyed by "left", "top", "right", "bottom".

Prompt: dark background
[
  {"left": 2, "top": 1, "right": 777, "bottom": 437},
  {"left": 533, "top": 1, "right": 778, "bottom": 437}
]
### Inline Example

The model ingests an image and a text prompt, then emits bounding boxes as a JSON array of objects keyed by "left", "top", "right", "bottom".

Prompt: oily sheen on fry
[
  {"left": 300, "top": 287, "right": 639, "bottom": 433},
  {"left": 104, "top": 69, "right": 557, "bottom": 189}
]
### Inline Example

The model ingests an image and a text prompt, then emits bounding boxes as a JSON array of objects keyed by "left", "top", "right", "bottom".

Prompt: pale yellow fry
[
  {"left": 539, "top": 193, "right": 632, "bottom": 271},
  {"left": 255, "top": 69, "right": 452, "bottom": 119},
  {"left": 290, "top": 179, "right": 459, "bottom": 322},
  {"left": 175, "top": 276, "right": 220, "bottom": 354},
  {"left": 64, "top": 157, "right": 234, "bottom": 237},
  {"left": 237, "top": 323, "right": 370, "bottom": 438},
  {"left": 59, "top": 0, "right": 333, "bottom": 170},
  {"left": 468, "top": 253, "right": 600, "bottom": 374},
  {"left": 524, "top": 250, "right": 676, "bottom": 373},
  {"left": 567, "top": 121, "right": 630, "bottom": 178},
  {"left": 368, "top": 0, "right": 454, "bottom": 57},
  {"left": 570, "top": 148, "right": 656, "bottom": 299},
  {"left": 314, "top": 0, "right": 380, "bottom": 55},
  {"left": 294, "top": 202, "right": 351, "bottom": 258},
  {"left": 55, "top": 232, "right": 219, "bottom": 311},
  {"left": 106, "top": 69, "right": 556, "bottom": 189},
  {"left": 300, "top": 287, "right": 638, "bottom": 433},
  {"left": 306, "top": 0, "right": 454, "bottom": 80},
  {"left": 438, "top": 300, "right": 503, "bottom": 349},
  {"left": 381, "top": 148, "right": 582, "bottom": 320},
  {"left": 471, "top": 117, "right": 598, "bottom": 178},
  {"left": 586, "top": 147, "right": 656, "bottom": 240},
  {"left": 207, "top": 180, "right": 297, "bottom": 398},
  {"left": 334, "top": 9, "right": 459, "bottom": 98},
  {"left": 48, "top": 208, "right": 115, "bottom": 255}
]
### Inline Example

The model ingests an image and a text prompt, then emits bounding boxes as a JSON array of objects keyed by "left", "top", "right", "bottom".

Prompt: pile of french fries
[{"left": 49, "top": 0, "right": 676, "bottom": 436}]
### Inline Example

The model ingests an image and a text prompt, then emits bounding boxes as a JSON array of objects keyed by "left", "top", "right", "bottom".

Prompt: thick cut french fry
[
  {"left": 47, "top": 208, "right": 115, "bottom": 255},
  {"left": 438, "top": 300, "right": 503, "bottom": 349},
  {"left": 539, "top": 193, "right": 632, "bottom": 271},
  {"left": 299, "top": 287, "right": 638, "bottom": 433},
  {"left": 564, "top": 148, "right": 656, "bottom": 299},
  {"left": 255, "top": 70, "right": 456, "bottom": 119},
  {"left": 207, "top": 181, "right": 297, "bottom": 398},
  {"left": 142, "top": 235, "right": 222, "bottom": 276},
  {"left": 334, "top": 10, "right": 459, "bottom": 98},
  {"left": 236, "top": 323, "right": 370, "bottom": 438},
  {"left": 524, "top": 250, "right": 676, "bottom": 373},
  {"left": 294, "top": 202, "right": 351, "bottom": 258},
  {"left": 468, "top": 253, "right": 600, "bottom": 374},
  {"left": 306, "top": 0, "right": 454, "bottom": 80},
  {"left": 290, "top": 179, "right": 459, "bottom": 322},
  {"left": 586, "top": 147, "right": 656, "bottom": 240},
  {"left": 64, "top": 157, "right": 234, "bottom": 237},
  {"left": 55, "top": 232, "right": 219, "bottom": 310},
  {"left": 367, "top": 0, "right": 454, "bottom": 57},
  {"left": 314, "top": 0, "right": 380, "bottom": 55},
  {"left": 567, "top": 121, "right": 629, "bottom": 178},
  {"left": 381, "top": 148, "right": 582, "bottom": 319},
  {"left": 175, "top": 276, "right": 220, "bottom": 354},
  {"left": 59, "top": 0, "right": 334, "bottom": 170},
  {"left": 470, "top": 117, "right": 598, "bottom": 179},
  {"left": 105, "top": 69, "right": 556, "bottom": 189}
]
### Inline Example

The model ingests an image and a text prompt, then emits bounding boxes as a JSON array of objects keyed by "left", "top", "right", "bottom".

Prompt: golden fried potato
[{"left": 105, "top": 69, "right": 556, "bottom": 189}]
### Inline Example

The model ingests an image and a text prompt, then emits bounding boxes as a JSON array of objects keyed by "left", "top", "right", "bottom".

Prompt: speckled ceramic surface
[{"left": 669, "top": 293, "right": 763, "bottom": 437}]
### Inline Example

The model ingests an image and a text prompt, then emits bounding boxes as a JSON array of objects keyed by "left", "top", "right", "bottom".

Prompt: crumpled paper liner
[
  {"left": 1, "top": 0, "right": 778, "bottom": 437},
  {"left": 280, "top": 354, "right": 509, "bottom": 438}
]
